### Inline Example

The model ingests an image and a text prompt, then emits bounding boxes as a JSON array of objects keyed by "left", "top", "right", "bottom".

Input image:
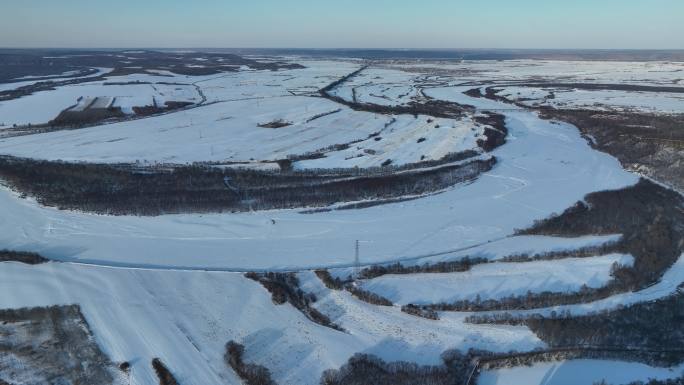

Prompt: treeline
[
  {"left": 467, "top": 291, "right": 684, "bottom": 366},
  {"left": 609, "top": 377, "right": 684, "bottom": 385},
  {"left": 345, "top": 285, "right": 393, "bottom": 307},
  {"left": 401, "top": 304, "right": 439, "bottom": 320},
  {"left": 423, "top": 283, "right": 622, "bottom": 312},
  {"left": 0, "top": 249, "right": 48, "bottom": 264},
  {"left": 151, "top": 358, "right": 180, "bottom": 385},
  {"left": 524, "top": 82, "right": 684, "bottom": 94},
  {"left": 0, "top": 155, "right": 494, "bottom": 215},
  {"left": 474, "top": 113, "right": 508, "bottom": 152},
  {"left": 527, "top": 293, "right": 684, "bottom": 357},
  {"left": 225, "top": 341, "right": 277, "bottom": 385},
  {"left": 48, "top": 100, "right": 195, "bottom": 129},
  {"left": 314, "top": 270, "right": 347, "bottom": 290},
  {"left": 357, "top": 256, "right": 487, "bottom": 280},
  {"left": 245, "top": 272, "right": 344, "bottom": 332},
  {"left": 50, "top": 106, "right": 125, "bottom": 127},
  {"left": 499, "top": 242, "right": 620, "bottom": 263},
  {"left": 320, "top": 350, "right": 478, "bottom": 385},
  {"left": 313, "top": 269, "right": 392, "bottom": 306}
]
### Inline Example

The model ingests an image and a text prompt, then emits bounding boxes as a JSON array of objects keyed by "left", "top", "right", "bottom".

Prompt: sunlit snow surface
[
  {"left": 479, "top": 360, "right": 684, "bottom": 385},
  {"left": 0, "top": 57, "right": 682, "bottom": 385}
]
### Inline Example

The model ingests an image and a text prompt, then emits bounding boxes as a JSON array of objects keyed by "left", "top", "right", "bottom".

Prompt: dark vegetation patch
[
  {"left": 0, "top": 154, "right": 494, "bottom": 215},
  {"left": 474, "top": 113, "right": 508, "bottom": 152},
  {"left": 37, "top": 98, "right": 194, "bottom": 131},
  {"left": 401, "top": 304, "right": 440, "bottom": 320},
  {"left": 615, "top": 377, "right": 684, "bottom": 385},
  {"left": 0, "top": 49, "right": 302, "bottom": 93},
  {"left": 522, "top": 83, "right": 684, "bottom": 94},
  {"left": 464, "top": 87, "right": 484, "bottom": 98},
  {"left": 468, "top": 290, "right": 684, "bottom": 368},
  {"left": 499, "top": 242, "right": 621, "bottom": 263},
  {"left": 320, "top": 350, "right": 478, "bottom": 385},
  {"left": 345, "top": 284, "right": 394, "bottom": 306},
  {"left": 537, "top": 108, "right": 684, "bottom": 191},
  {"left": 526, "top": 293, "right": 684, "bottom": 354},
  {"left": 0, "top": 305, "right": 118, "bottom": 385},
  {"left": 414, "top": 179, "right": 684, "bottom": 312},
  {"left": 225, "top": 341, "right": 277, "bottom": 385},
  {"left": 131, "top": 101, "right": 195, "bottom": 117},
  {"left": 50, "top": 105, "right": 126, "bottom": 127},
  {"left": 152, "top": 358, "right": 180, "bottom": 385},
  {"left": 357, "top": 256, "right": 487, "bottom": 280},
  {"left": 244, "top": 272, "right": 344, "bottom": 331},
  {"left": 0, "top": 250, "right": 49, "bottom": 264},
  {"left": 119, "top": 361, "right": 131, "bottom": 373},
  {"left": 314, "top": 270, "right": 347, "bottom": 290},
  {"left": 258, "top": 119, "right": 292, "bottom": 129}
]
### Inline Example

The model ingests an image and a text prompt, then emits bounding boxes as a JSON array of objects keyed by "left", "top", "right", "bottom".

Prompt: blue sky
[{"left": 2, "top": 0, "right": 683, "bottom": 49}]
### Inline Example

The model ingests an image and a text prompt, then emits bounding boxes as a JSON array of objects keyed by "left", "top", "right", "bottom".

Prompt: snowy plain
[{"left": 0, "top": 57, "right": 682, "bottom": 385}]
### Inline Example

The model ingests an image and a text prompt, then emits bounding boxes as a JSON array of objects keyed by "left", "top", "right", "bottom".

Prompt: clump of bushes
[
  {"left": 401, "top": 304, "right": 439, "bottom": 320},
  {"left": 151, "top": 358, "right": 180, "bottom": 385}
]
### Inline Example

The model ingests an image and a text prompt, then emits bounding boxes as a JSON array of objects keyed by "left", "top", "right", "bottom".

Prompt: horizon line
[{"left": 2, "top": 47, "right": 684, "bottom": 51}]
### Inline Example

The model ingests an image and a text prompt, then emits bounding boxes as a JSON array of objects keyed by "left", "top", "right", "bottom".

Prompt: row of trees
[
  {"left": 357, "top": 256, "right": 487, "bottom": 280},
  {"left": 320, "top": 350, "right": 477, "bottom": 385},
  {"left": 0, "top": 249, "right": 48, "bottom": 264},
  {"left": 313, "top": 269, "right": 392, "bottom": 306},
  {"left": 225, "top": 341, "right": 277, "bottom": 385},
  {"left": 245, "top": 272, "right": 344, "bottom": 332},
  {"left": 0, "top": 155, "right": 494, "bottom": 216}
]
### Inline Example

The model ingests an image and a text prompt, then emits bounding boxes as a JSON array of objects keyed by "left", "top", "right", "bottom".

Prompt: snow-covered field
[
  {"left": 0, "top": 77, "right": 200, "bottom": 127},
  {"left": 0, "top": 96, "right": 483, "bottom": 166},
  {"left": 397, "top": 60, "right": 684, "bottom": 87},
  {"left": 359, "top": 254, "right": 633, "bottom": 305},
  {"left": 0, "top": 55, "right": 682, "bottom": 385},
  {"left": 479, "top": 360, "right": 684, "bottom": 385},
  {"left": 328, "top": 67, "right": 420, "bottom": 106}
]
